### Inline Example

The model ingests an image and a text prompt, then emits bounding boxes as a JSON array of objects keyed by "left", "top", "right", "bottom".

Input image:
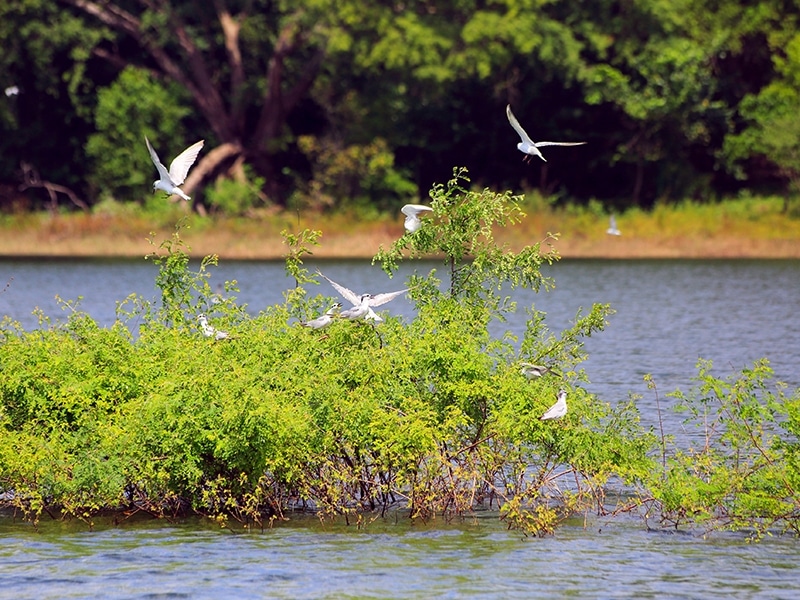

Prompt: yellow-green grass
[{"left": 0, "top": 195, "right": 798, "bottom": 260}]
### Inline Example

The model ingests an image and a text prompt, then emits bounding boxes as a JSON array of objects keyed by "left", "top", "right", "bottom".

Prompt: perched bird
[
  {"left": 145, "top": 136, "right": 205, "bottom": 200},
  {"left": 401, "top": 204, "right": 433, "bottom": 233},
  {"left": 540, "top": 389, "right": 568, "bottom": 421},
  {"left": 506, "top": 105, "right": 586, "bottom": 163},
  {"left": 317, "top": 270, "right": 408, "bottom": 323},
  {"left": 606, "top": 215, "right": 622, "bottom": 236},
  {"left": 301, "top": 302, "right": 342, "bottom": 329},
  {"left": 338, "top": 294, "right": 373, "bottom": 320},
  {"left": 197, "top": 313, "right": 229, "bottom": 340},
  {"left": 520, "top": 363, "right": 555, "bottom": 379}
]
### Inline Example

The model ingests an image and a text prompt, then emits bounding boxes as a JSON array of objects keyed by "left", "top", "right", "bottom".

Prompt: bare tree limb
[
  {"left": 161, "top": 3, "right": 236, "bottom": 141},
  {"left": 214, "top": 0, "right": 246, "bottom": 128},
  {"left": 90, "top": 46, "right": 130, "bottom": 71},
  {"left": 60, "top": 0, "right": 325, "bottom": 205},
  {"left": 63, "top": 0, "right": 236, "bottom": 142},
  {"left": 18, "top": 162, "right": 89, "bottom": 213},
  {"left": 63, "top": 0, "right": 194, "bottom": 93}
]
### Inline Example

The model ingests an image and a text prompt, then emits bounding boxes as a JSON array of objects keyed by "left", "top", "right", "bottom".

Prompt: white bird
[
  {"left": 540, "top": 389, "right": 568, "bottom": 421},
  {"left": 301, "top": 302, "right": 342, "bottom": 329},
  {"left": 338, "top": 294, "right": 373, "bottom": 320},
  {"left": 211, "top": 283, "right": 225, "bottom": 305},
  {"left": 506, "top": 105, "right": 586, "bottom": 163},
  {"left": 197, "top": 313, "right": 229, "bottom": 340},
  {"left": 401, "top": 204, "right": 433, "bottom": 233},
  {"left": 606, "top": 215, "right": 621, "bottom": 236},
  {"left": 520, "top": 363, "right": 554, "bottom": 379},
  {"left": 317, "top": 270, "right": 409, "bottom": 323},
  {"left": 145, "top": 136, "right": 205, "bottom": 200}
]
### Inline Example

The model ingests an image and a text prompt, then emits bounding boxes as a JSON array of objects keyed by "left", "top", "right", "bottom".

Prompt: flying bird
[
  {"left": 506, "top": 105, "right": 586, "bottom": 163},
  {"left": 197, "top": 313, "right": 229, "bottom": 340},
  {"left": 540, "top": 389, "right": 568, "bottom": 421},
  {"left": 317, "top": 270, "right": 408, "bottom": 322},
  {"left": 145, "top": 136, "right": 204, "bottom": 200},
  {"left": 401, "top": 204, "right": 433, "bottom": 233},
  {"left": 520, "top": 363, "right": 557, "bottom": 379},
  {"left": 301, "top": 302, "right": 342, "bottom": 329},
  {"left": 606, "top": 215, "right": 621, "bottom": 236}
]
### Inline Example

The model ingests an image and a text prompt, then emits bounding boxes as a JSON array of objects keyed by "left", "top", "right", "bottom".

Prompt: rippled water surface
[
  {"left": 2, "top": 515, "right": 799, "bottom": 599},
  {"left": 1, "top": 257, "right": 799, "bottom": 597}
]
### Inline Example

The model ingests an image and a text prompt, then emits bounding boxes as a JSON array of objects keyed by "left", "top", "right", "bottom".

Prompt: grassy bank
[{"left": 1, "top": 194, "right": 798, "bottom": 259}]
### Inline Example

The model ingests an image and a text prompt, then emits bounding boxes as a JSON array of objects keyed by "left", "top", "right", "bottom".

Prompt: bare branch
[
  {"left": 161, "top": 3, "right": 236, "bottom": 141},
  {"left": 62, "top": 0, "right": 195, "bottom": 93},
  {"left": 91, "top": 46, "right": 131, "bottom": 71},
  {"left": 214, "top": 0, "right": 248, "bottom": 131},
  {"left": 18, "top": 162, "right": 89, "bottom": 213},
  {"left": 62, "top": 0, "right": 141, "bottom": 34},
  {"left": 214, "top": 0, "right": 246, "bottom": 98},
  {"left": 63, "top": 0, "right": 236, "bottom": 142}
]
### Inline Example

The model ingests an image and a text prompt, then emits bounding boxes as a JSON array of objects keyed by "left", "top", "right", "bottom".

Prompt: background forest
[{"left": 1, "top": 0, "right": 799, "bottom": 216}]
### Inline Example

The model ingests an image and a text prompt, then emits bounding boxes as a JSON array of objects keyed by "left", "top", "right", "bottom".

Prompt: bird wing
[
  {"left": 302, "top": 315, "right": 325, "bottom": 328},
  {"left": 317, "top": 271, "right": 361, "bottom": 306},
  {"left": 540, "top": 403, "right": 560, "bottom": 419},
  {"left": 145, "top": 136, "right": 171, "bottom": 183},
  {"left": 168, "top": 140, "right": 205, "bottom": 185},
  {"left": 401, "top": 204, "right": 433, "bottom": 217},
  {"left": 368, "top": 288, "right": 408, "bottom": 307},
  {"left": 365, "top": 307, "right": 383, "bottom": 322},
  {"left": 506, "top": 105, "right": 534, "bottom": 146},
  {"left": 534, "top": 141, "right": 587, "bottom": 148}
]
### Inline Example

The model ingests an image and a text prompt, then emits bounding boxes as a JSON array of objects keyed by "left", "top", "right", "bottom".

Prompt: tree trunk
[
  {"left": 632, "top": 159, "right": 644, "bottom": 205},
  {"left": 61, "top": 0, "right": 325, "bottom": 206}
]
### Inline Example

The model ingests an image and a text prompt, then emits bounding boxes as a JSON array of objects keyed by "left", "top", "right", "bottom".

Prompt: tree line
[{"left": 1, "top": 0, "right": 798, "bottom": 214}]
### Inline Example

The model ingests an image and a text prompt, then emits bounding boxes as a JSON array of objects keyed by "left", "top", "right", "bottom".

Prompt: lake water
[
  {"left": 2, "top": 513, "right": 800, "bottom": 600},
  {"left": 1, "top": 257, "right": 799, "bottom": 598}
]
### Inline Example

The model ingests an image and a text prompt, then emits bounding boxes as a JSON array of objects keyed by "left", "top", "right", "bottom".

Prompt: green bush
[
  {"left": 295, "top": 135, "right": 418, "bottom": 212},
  {"left": 642, "top": 359, "right": 800, "bottom": 538},
  {"left": 205, "top": 166, "right": 267, "bottom": 216}
]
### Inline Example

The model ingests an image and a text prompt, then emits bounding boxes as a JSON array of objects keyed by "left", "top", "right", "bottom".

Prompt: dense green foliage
[
  {"left": 2, "top": 173, "right": 799, "bottom": 537},
  {"left": 1, "top": 0, "right": 800, "bottom": 211}
]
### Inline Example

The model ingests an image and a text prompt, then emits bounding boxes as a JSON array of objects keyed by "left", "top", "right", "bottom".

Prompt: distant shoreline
[
  {"left": 1, "top": 229, "right": 798, "bottom": 260},
  {"left": 1, "top": 207, "right": 798, "bottom": 260}
]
